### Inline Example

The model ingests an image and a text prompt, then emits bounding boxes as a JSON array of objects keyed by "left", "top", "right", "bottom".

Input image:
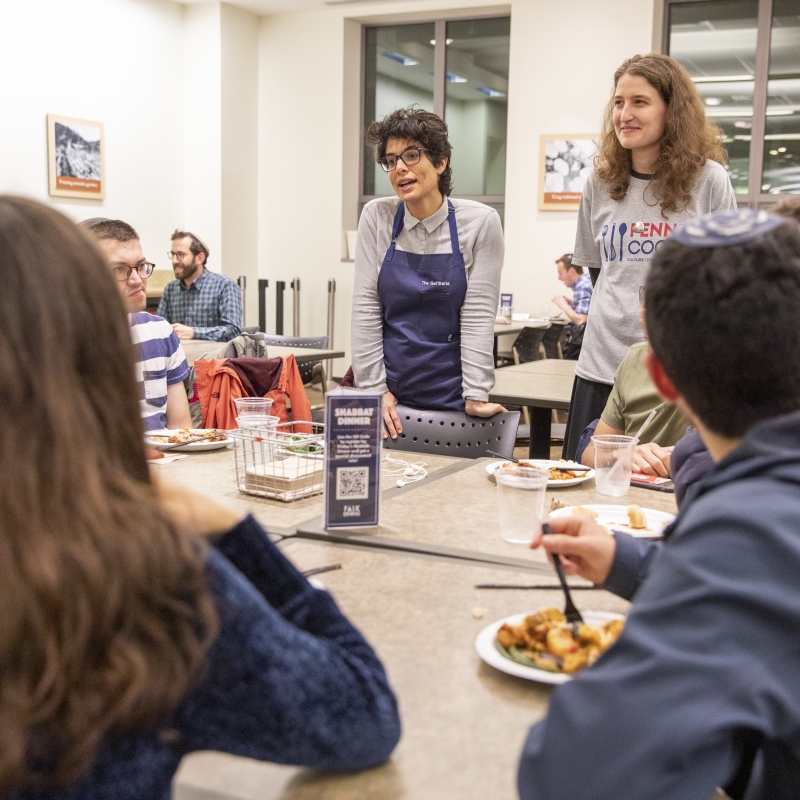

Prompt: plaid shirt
[
  {"left": 570, "top": 272, "right": 593, "bottom": 316},
  {"left": 157, "top": 269, "right": 242, "bottom": 342}
]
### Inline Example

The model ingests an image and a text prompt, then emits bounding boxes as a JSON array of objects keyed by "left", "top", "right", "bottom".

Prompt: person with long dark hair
[
  {"left": 562, "top": 53, "right": 737, "bottom": 460},
  {"left": 352, "top": 106, "right": 506, "bottom": 438},
  {"left": 0, "top": 196, "right": 400, "bottom": 798}
]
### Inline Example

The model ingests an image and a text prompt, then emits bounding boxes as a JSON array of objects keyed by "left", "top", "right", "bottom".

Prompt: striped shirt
[
  {"left": 129, "top": 313, "right": 190, "bottom": 431},
  {"left": 157, "top": 268, "right": 242, "bottom": 342}
]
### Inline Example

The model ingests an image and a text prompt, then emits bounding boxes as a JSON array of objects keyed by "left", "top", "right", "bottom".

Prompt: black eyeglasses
[
  {"left": 378, "top": 146, "right": 430, "bottom": 173},
  {"left": 112, "top": 261, "right": 155, "bottom": 282}
]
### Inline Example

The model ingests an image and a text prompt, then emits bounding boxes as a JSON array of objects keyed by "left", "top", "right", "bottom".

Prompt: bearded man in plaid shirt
[
  {"left": 158, "top": 230, "right": 242, "bottom": 342},
  {"left": 552, "top": 253, "right": 593, "bottom": 360}
]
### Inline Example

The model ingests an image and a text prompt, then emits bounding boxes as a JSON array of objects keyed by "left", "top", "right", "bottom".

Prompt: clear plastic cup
[
  {"left": 234, "top": 397, "right": 274, "bottom": 417},
  {"left": 495, "top": 466, "right": 549, "bottom": 544},
  {"left": 236, "top": 414, "right": 280, "bottom": 432},
  {"left": 592, "top": 434, "right": 638, "bottom": 497}
]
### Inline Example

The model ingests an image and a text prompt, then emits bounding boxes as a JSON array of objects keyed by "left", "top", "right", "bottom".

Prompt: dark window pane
[
  {"left": 668, "top": 0, "right": 759, "bottom": 194},
  {"left": 444, "top": 17, "right": 510, "bottom": 196},
  {"left": 762, "top": 0, "right": 800, "bottom": 196},
  {"left": 363, "top": 23, "right": 435, "bottom": 196}
]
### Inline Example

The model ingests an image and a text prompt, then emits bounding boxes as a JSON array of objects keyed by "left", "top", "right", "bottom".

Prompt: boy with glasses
[{"left": 85, "top": 219, "right": 191, "bottom": 431}]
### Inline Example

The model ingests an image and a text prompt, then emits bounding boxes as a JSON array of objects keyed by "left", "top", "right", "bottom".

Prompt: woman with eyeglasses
[
  {"left": 562, "top": 53, "right": 736, "bottom": 461},
  {"left": 351, "top": 106, "right": 506, "bottom": 438},
  {"left": 0, "top": 196, "right": 400, "bottom": 798}
]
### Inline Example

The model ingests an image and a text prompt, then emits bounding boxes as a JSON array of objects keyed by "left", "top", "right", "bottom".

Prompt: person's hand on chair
[
  {"left": 383, "top": 391, "right": 402, "bottom": 439},
  {"left": 465, "top": 399, "right": 507, "bottom": 417}
]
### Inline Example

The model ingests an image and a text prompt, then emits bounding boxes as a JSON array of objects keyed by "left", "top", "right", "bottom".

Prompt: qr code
[{"left": 336, "top": 466, "right": 369, "bottom": 500}]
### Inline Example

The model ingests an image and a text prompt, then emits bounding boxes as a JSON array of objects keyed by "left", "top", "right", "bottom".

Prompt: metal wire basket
[{"left": 230, "top": 421, "right": 325, "bottom": 503}]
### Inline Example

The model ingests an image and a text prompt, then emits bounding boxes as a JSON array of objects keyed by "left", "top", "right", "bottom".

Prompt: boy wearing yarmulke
[{"left": 520, "top": 209, "right": 800, "bottom": 800}]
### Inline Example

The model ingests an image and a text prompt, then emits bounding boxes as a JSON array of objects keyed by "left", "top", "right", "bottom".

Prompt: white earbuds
[
  {"left": 383, "top": 455, "right": 428, "bottom": 488},
  {"left": 397, "top": 479, "right": 406, "bottom": 488}
]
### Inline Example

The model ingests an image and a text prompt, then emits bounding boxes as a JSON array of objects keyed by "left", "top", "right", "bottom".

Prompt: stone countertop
[
  {"left": 151, "top": 446, "right": 467, "bottom": 535},
  {"left": 175, "top": 538, "right": 631, "bottom": 800},
  {"left": 296, "top": 458, "right": 677, "bottom": 566}
]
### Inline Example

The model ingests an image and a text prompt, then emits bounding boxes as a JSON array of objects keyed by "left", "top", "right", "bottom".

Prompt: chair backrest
[
  {"left": 263, "top": 335, "right": 329, "bottom": 383},
  {"left": 541, "top": 322, "right": 569, "bottom": 359},
  {"left": 512, "top": 326, "right": 547, "bottom": 364},
  {"left": 382, "top": 405, "right": 520, "bottom": 459}
]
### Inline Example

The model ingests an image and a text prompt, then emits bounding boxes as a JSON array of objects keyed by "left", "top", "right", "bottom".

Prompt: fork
[{"left": 541, "top": 523, "right": 584, "bottom": 626}]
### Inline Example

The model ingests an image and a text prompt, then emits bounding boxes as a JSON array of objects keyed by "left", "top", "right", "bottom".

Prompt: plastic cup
[
  {"left": 234, "top": 397, "right": 274, "bottom": 417},
  {"left": 592, "top": 434, "right": 638, "bottom": 497},
  {"left": 495, "top": 467, "right": 549, "bottom": 544},
  {"left": 236, "top": 414, "right": 280, "bottom": 432}
]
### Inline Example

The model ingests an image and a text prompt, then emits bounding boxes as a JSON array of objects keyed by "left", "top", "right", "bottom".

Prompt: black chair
[
  {"left": 512, "top": 326, "right": 548, "bottom": 364},
  {"left": 264, "top": 335, "right": 328, "bottom": 385},
  {"left": 541, "top": 322, "right": 569, "bottom": 359},
  {"left": 382, "top": 405, "right": 520, "bottom": 459}
]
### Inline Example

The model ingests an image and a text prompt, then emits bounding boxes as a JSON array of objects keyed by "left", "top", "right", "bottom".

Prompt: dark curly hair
[{"left": 366, "top": 107, "right": 453, "bottom": 196}]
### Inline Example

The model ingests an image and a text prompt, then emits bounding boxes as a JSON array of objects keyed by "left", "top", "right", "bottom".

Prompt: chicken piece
[
  {"left": 546, "top": 626, "right": 579, "bottom": 658},
  {"left": 562, "top": 649, "right": 591, "bottom": 674},
  {"left": 497, "top": 623, "right": 526, "bottom": 649},
  {"left": 573, "top": 506, "right": 599, "bottom": 520},
  {"left": 627, "top": 504, "right": 647, "bottom": 529}
]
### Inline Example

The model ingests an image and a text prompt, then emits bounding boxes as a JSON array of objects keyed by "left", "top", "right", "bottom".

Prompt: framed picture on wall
[
  {"left": 47, "top": 114, "right": 105, "bottom": 199},
  {"left": 538, "top": 134, "right": 599, "bottom": 211}
]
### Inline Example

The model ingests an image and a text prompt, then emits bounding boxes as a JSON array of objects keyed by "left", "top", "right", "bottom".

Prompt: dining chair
[
  {"left": 541, "top": 322, "right": 569, "bottom": 359},
  {"left": 511, "top": 326, "right": 548, "bottom": 365},
  {"left": 263, "top": 334, "right": 328, "bottom": 385},
  {"left": 382, "top": 405, "right": 520, "bottom": 459}
]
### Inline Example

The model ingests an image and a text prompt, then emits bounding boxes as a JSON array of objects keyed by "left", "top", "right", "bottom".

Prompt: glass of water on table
[
  {"left": 591, "top": 434, "right": 638, "bottom": 496},
  {"left": 495, "top": 466, "right": 549, "bottom": 543}
]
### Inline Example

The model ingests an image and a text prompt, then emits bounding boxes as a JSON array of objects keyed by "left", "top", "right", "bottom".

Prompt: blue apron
[{"left": 377, "top": 200, "right": 467, "bottom": 411}]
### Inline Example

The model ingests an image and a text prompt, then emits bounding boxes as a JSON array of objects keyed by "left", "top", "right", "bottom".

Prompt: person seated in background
[
  {"left": 85, "top": 217, "right": 192, "bottom": 431},
  {"left": 551, "top": 253, "right": 592, "bottom": 360},
  {"left": 519, "top": 209, "right": 800, "bottom": 800},
  {"left": 1, "top": 196, "right": 400, "bottom": 799},
  {"left": 158, "top": 229, "right": 242, "bottom": 342},
  {"left": 578, "top": 295, "right": 687, "bottom": 477}
]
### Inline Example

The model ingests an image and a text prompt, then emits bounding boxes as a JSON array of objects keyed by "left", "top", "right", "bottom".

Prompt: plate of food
[
  {"left": 145, "top": 428, "right": 232, "bottom": 452},
  {"left": 476, "top": 607, "right": 625, "bottom": 684},
  {"left": 486, "top": 459, "right": 594, "bottom": 487},
  {"left": 547, "top": 504, "right": 675, "bottom": 539}
]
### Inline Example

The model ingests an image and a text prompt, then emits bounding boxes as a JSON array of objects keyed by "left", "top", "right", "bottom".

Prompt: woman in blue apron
[{"left": 351, "top": 107, "right": 506, "bottom": 438}]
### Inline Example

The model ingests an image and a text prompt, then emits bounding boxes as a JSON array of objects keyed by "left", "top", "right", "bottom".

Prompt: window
[
  {"left": 664, "top": 0, "right": 800, "bottom": 205},
  {"left": 362, "top": 16, "right": 510, "bottom": 217}
]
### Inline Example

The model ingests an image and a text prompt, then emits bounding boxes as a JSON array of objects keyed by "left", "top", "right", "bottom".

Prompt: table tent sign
[{"left": 324, "top": 389, "right": 382, "bottom": 528}]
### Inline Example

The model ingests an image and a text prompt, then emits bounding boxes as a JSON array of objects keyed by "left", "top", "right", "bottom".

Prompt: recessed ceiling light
[
  {"left": 429, "top": 39, "right": 454, "bottom": 45},
  {"left": 477, "top": 87, "right": 506, "bottom": 98},
  {"left": 705, "top": 97, "right": 722, "bottom": 106},
  {"left": 446, "top": 72, "right": 467, "bottom": 83},
  {"left": 692, "top": 75, "right": 754, "bottom": 83},
  {"left": 778, "top": 147, "right": 788, "bottom": 152}
]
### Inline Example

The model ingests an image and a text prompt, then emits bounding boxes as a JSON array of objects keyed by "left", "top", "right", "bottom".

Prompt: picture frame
[
  {"left": 538, "top": 134, "right": 599, "bottom": 211},
  {"left": 47, "top": 113, "right": 105, "bottom": 199}
]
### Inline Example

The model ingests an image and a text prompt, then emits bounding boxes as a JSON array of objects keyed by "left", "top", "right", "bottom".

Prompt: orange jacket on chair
[{"left": 195, "top": 355, "right": 312, "bottom": 430}]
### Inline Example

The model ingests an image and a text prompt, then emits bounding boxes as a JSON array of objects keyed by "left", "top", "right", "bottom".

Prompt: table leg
[
  {"left": 529, "top": 407, "right": 551, "bottom": 459},
  {"left": 493, "top": 335, "right": 499, "bottom": 367}
]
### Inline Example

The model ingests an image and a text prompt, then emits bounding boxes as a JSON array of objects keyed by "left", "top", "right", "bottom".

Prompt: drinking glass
[
  {"left": 592, "top": 434, "right": 638, "bottom": 497},
  {"left": 495, "top": 467, "right": 549, "bottom": 543}
]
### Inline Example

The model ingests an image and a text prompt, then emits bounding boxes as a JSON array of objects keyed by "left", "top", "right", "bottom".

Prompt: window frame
[
  {"left": 662, "top": 0, "right": 788, "bottom": 208},
  {"left": 359, "top": 14, "right": 510, "bottom": 211}
]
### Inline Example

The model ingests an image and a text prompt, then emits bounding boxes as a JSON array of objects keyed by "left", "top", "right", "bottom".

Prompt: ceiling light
[
  {"left": 770, "top": 150, "right": 779, "bottom": 155},
  {"left": 446, "top": 72, "right": 467, "bottom": 83},
  {"left": 705, "top": 97, "right": 722, "bottom": 106},
  {"left": 383, "top": 52, "right": 418, "bottom": 66},
  {"left": 692, "top": 75, "right": 754, "bottom": 83},
  {"left": 429, "top": 39, "right": 454, "bottom": 45},
  {"left": 734, "top": 121, "right": 750, "bottom": 128},
  {"left": 778, "top": 147, "right": 788, "bottom": 152},
  {"left": 477, "top": 87, "right": 506, "bottom": 98}
]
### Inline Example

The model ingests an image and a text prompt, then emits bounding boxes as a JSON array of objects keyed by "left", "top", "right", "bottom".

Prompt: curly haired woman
[
  {"left": 0, "top": 196, "right": 400, "bottom": 799},
  {"left": 351, "top": 106, "right": 506, "bottom": 439},
  {"left": 563, "top": 53, "right": 737, "bottom": 460}
]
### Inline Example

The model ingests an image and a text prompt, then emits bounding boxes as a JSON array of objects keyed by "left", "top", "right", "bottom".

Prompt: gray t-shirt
[{"left": 573, "top": 160, "right": 737, "bottom": 384}]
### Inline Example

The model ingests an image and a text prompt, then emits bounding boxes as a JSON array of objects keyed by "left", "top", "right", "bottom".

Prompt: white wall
[
  {"left": 0, "top": 0, "right": 185, "bottom": 263},
  {"left": 258, "top": 0, "right": 656, "bottom": 375}
]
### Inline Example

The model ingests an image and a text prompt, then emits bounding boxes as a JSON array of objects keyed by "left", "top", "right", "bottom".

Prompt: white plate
[
  {"left": 548, "top": 504, "right": 675, "bottom": 539},
  {"left": 145, "top": 429, "right": 233, "bottom": 452},
  {"left": 476, "top": 610, "right": 625, "bottom": 684},
  {"left": 486, "top": 459, "right": 595, "bottom": 488}
]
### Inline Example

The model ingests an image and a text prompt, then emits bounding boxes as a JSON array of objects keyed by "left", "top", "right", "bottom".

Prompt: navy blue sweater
[
  {"left": 519, "top": 411, "right": 800, "bottom": 800},
  {"left": 15, "top": 515, "right": 401, "bottom": 799}
]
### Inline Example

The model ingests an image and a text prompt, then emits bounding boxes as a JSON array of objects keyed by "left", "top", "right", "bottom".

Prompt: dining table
[
  {"left": 179, "top": 339, "right": 346, "bottom": 368},
  {"left": 489, "top": 360, "right": 576, "bottom": 459},
  {"left": 159, "top": 441, "right": 677, "bottom": 800},
  {"left": 492, "top": 318, "right": 550, "bottom": 364}
]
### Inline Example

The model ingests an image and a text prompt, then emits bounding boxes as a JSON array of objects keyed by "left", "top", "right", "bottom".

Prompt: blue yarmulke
[{"left": 671, "top": 209, "right": 784, "bottom": 248}]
